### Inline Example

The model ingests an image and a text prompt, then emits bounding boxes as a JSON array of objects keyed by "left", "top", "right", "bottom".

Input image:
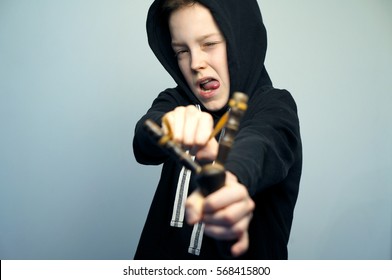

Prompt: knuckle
[
  {"left": 221, "top": 213, "right": 236, "bottom": 226},
  {"left": 231, "top": 225, "right": 244, "bottom": 238},
  {"left": 195, "top": 135, "right": 207, "bottom": 146},
  {"left": 201, "top": 113, "right": 213, "bottom": 126},
  {"left": 185, "top": 105, "right": 199, "bottom": 115},
  {"left": 173, "top": 106, "right": 185, "bottom": 116},
  {"left": 248, "top": 198, "right": 255, "bottom": 211},
  {"left": 163, "top": 113, "right": 173, "bottom": 124},
  {"left": 174, "top": 106, "right": 185, "bottom": 112}
]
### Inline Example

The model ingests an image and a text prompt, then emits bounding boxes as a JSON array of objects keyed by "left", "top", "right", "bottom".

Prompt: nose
[{"left": 190, "top": 49, "right": 207, "bottom": 71}]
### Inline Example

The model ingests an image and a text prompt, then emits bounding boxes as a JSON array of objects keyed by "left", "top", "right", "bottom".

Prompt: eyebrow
[{"left": 171, "top": 33, "right": 223, "bottom": 47}]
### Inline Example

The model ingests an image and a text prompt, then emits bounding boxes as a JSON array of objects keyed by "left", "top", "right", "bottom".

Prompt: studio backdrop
[{"left": 0, "top": 0, "right": 391, "bottom": 259}]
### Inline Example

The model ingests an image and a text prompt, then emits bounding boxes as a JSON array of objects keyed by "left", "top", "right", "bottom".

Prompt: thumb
[
  {"left": 185, "top": 189, "right": 205, "bottom": 225},
  {"left": 231, "top": 231, "right": 249, "bottom": 257}
]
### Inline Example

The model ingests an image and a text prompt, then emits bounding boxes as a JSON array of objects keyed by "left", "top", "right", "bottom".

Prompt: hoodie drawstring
[
  {"left": 169, "top": 104, "right": 228, "bottom": 256},
  {"left": 169, "top": 105, "right": 207, "bottom": 255}
]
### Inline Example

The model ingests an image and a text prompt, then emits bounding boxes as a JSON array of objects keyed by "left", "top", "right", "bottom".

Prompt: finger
[
  {"left": 195, "top": 137, "right": 218, "bottom": 162},
  {"left": 204, "top": 224, "right": 238, "bottom": 240},
  {"left": 194, "top": 112, "right": 213, "bottom": 146},
  {"left": 203, "top": 184, "right": 250, "bottom": 213},
  {"left": 203, "top": 212, "right": 252, "bottom": 240},
  {"left": 203, "top": 199, "right": 254, "bottom": 227},
  {"left": 183, "top": 106, "right": 200, "bottom": 147},
  {"left": 170, "top": 107, "right": 186, "bottom": 142},
  {"left": 231, "top": 231, "right": 249, "bottom": 257},
  {"left": 185, "top": 189, "right": 205, "bottom": 225}
]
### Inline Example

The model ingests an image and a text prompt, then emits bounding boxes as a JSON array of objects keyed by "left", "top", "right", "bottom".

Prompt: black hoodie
[{"left": 133, "top": 0, "right": 302, "bottom": 260}]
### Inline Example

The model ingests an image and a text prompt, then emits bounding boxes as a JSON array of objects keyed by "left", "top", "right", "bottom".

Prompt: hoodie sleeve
[
  {"left": 133, "top": 88, "right": 184, "bottom": 165},
  {"left": 225, "top": 88, "right": 302, "bottom": 195}
]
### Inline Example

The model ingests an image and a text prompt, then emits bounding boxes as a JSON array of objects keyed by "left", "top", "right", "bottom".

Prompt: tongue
[{"left": 202, "top": 80, "right": 220, "bottom": 90}]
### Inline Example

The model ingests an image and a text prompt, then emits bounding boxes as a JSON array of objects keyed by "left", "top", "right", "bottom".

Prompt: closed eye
[
  {"left": 204, "top": 41, "right": 219, "bottom": 47},
  {"left": 174, "top": 49, "right": 189, "bottom": 59},
  {"left": 202, "top": 40, "right": 224, "bottom": 52}
]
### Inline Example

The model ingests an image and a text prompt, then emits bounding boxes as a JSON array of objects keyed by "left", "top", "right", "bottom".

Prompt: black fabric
[{"left": 133, "top": 0, "right": 302, "bottom": 259}]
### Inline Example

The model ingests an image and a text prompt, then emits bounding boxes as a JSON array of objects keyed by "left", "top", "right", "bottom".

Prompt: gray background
[{"left": 0, "top": 0, "right": 391, "bottom": 260}]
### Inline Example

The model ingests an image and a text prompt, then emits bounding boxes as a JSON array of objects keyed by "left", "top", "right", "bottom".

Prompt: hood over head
[{"left": 146, "top": 0, "right": 272, "bottom": 109}]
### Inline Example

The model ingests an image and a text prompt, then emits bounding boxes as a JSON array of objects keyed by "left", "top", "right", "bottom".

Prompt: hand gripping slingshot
[{"left": 143, "top": 92, "right": 248, "bottom": 258}]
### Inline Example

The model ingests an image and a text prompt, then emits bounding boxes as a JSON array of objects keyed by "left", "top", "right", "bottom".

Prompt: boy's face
[{"left": 169, "top": 3, "right": 230, "bottom": 111}]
